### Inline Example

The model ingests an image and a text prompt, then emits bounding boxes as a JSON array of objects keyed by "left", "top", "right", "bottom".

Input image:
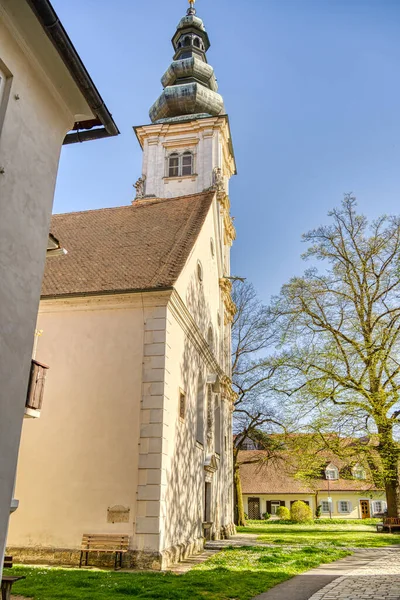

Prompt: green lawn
[
  {"left": 238, "top": 522, "right": 400, "bottom": 548},
  {"left": 5, "top": 521, "right": 397, "bottom": 599},
  {"left": 4, "top": 546, "right": 348, "bottom": 600}
]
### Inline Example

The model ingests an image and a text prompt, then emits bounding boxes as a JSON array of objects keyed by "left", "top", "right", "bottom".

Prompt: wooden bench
[
  {"left": 1, "top": 576, "right": 25, "bottom": 600},
  {"left": 378, "top": 517, "right": 400, "bottom": 533},
  {"left": 79, "top": 534, "right": 129, "bottom": 570}
]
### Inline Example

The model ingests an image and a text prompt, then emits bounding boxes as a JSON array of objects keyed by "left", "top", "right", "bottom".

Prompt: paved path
[
  {"left": 309, "top": 548, "right": 400, "bottom": 600},
  {"left": 252, "top": 548, "right": 400, "bottom": 600}
]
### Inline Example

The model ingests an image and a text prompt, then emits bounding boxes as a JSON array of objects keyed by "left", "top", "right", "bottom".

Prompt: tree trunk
[
  {"left": 233, "top": 448, "right": 246, "bottom": 526},
  {"left": 378, "top": 421, "right": 400, "bottom": 518},
  {"left": 385, "top": 479, "right": 400, "bottom": 518}
]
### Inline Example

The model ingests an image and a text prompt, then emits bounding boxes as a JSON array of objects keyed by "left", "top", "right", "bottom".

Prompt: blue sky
[{"left": 52, "top": 0, "right": 400, "bottom": 304}]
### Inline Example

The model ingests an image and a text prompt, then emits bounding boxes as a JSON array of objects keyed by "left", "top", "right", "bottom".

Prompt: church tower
[{"left": 134, "top": 0, "right": 236, "bottom": 201}]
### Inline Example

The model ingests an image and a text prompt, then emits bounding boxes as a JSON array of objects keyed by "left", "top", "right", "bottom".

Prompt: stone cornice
[{"left": 39, "top": 289, "right": 172, "bottom": 313}]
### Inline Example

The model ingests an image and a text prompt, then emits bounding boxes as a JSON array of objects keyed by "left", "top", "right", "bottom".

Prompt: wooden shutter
[
  {"left": 280, "top": 500, "right": 286, "bottom": 507},
  {"left": 266, "top": 501, "right": 272, "bottom": 514}
]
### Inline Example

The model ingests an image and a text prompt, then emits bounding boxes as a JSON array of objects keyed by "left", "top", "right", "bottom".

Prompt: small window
[
  {"left": 325, "top": 466, "right": 339, "bottom": 480},
  {"left": 179, "top": 390, "right": 186, "bottom": 420},
  {"left": 184, "top": 36, "right": 191, "bottom": 47},
  {"left": 339, "top": 500, "right": 351, "bottom": 513},
  {"left": 207, "top": 326, "right": 214, "bottom": 352},
  {"left": 352, "top": 466, "right": 366, "bottom": 480},
  {"left": 217, "top": 311, "right": 221, "bottom": 326},
  {"left": 196, "top": 375, "right": 204, "bottom": 444},
  {"left": 168, "top": 153, "right": 179, "bottom": 177},
  {"left": 193, "top": 37, "right": 200, "bottom": 48},
  {"left": 182, "top": 151, "right": 193, "bottom": 176},
  {"left": 210, "top": 238, "right": 215, "bottom": 257},
  {"left": 197, "top": 260, "right": 203, "bottom": 282},
  {"left": 321, "top": 501, "right": 331, "bottom": 513}
]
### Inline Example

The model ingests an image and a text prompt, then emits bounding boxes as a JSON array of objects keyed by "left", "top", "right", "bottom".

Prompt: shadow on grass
[{"left": 4, "top": 546, "right": 349, "bottom": 600}]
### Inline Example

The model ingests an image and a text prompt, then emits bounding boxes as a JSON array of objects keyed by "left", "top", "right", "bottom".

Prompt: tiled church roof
[{"left": 42, "top": 192, "right": 214, "bottom": 298}]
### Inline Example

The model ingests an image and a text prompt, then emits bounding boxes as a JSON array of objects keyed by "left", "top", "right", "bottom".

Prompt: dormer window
[
  {"left": 167, "top": 151, "right": 194, "bottom": 178},
  {"left": 325, "top": 465, "right": 339, "bottom": 480},
  {"left": 352, "top": 465, "right": 366, "bottom": 480}
]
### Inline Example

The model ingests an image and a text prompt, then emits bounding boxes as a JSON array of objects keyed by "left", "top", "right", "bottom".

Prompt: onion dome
[{"left": 149, "top": 1, "right": 225, "bottom": 123}]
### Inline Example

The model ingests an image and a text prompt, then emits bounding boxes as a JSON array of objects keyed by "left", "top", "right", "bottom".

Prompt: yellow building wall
[{"left": 243, "top": 491, "right": 386, "bottom": 519}]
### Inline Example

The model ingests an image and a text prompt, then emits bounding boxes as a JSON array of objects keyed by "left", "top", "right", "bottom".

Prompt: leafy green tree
[{"left": 271, "top": 196, "right": 400, "bottom": 516}]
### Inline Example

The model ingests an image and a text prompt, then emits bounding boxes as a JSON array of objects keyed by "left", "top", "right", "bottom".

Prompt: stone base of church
[{"left": 7, "top": 535, "right": 207, "bottom": 571}]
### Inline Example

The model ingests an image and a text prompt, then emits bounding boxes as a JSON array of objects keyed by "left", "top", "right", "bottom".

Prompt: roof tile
[{"left": 42, "top": 192, "right": 214, "bottom": 298}]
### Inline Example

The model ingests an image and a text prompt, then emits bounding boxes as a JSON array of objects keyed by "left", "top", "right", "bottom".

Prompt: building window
[
  {"left": 210, "top": 237, "right": 215, "bottom": 257},
  {"left": 214, "top": 397, "right": 221, "bottom": 454},
  {"left": 197, "top": 260, "right": 203, "bottom": 283},
  {"left": 196, "top": 375, "right": 204, "bottom": 444},
  {"left": 270, "top": 501, "right": 281, "bottom": 515},
  {"left": 325, "top": 465, "right": 339, "bottom": 480},
  {"left": 338, "top": 500, "right": 351, "bottom": 513},
  {"left": 372, "top": 501, "right": 386, "bottom": 515},
  {"left": 182, "top": 151, "right": 193, "bottom": 176},
  {"left": 352, "top": 466, "right": 366, "bottom": 480},
  {"left": 167, "top": 151, "right": 194, "bottom": 177},
  {"left": 179, "top": 390, "right": 186, "bottom": 420},
  {"left": 207, "top": 326, "right": 214, "bottom": 352},
  {"left": 321, "top": 501, "right": 331, "bottom": 513},
  {"left": 168, "top": 153, "right": 180, "bottom": 177}
]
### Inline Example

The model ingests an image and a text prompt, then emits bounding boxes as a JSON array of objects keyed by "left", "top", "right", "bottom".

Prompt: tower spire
[
  {"left": 187, "top": 0, "right": 196, "bottom": 15},
  {"left": 149, "top": 3, "right": 224, "bottom": 123}
]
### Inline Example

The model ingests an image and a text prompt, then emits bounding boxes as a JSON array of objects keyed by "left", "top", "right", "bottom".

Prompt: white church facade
[{"left": 8, "top": 2, "right": 237, "bottom": 570}]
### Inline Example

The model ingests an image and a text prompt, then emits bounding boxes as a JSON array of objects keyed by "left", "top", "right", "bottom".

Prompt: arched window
[
  {"left": 182, "top": 151, "right": 193, "bottom": 176},
  {"left": 168, "top": 153, "right": 179, "bottom": 178},
  {"left": 184, "top": 36, "right": 191, "bottom": 47},
  {"left": 193, "top": 37, "right": 200, "bottom": 48},
  {"left": 196, "top": 375, "right": 204, "bottom": 445}
]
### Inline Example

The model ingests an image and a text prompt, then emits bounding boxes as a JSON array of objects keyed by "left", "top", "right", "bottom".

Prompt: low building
[{"left": 239, "top": 451, "right": 387, "bottom": 520}]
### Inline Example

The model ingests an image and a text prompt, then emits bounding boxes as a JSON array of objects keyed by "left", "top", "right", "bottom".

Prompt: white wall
[
  {"left": 8, "top": 297, "right": 145, "bottom": 549},
  {"left": 0, "top": 10, "right": 76, "bottom": 571}
]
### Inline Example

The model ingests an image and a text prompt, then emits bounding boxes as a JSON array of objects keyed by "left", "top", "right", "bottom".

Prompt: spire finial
[{"left": 187, "top": 0, "right": 196, "bottom": 15}]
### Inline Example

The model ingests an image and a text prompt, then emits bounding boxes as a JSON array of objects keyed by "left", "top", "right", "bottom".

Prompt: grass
[
  {"left": 247, "top": 518, "right": 381, "bottom": 526},
  {"left": 4, "top": 546, "right": 349, "bottom": 600},
  {"left": 238, "top": 522, "right": 400, "bottom": 548},
  {"left": 5, "top": 521, "right": 396, "bottom": 599}
]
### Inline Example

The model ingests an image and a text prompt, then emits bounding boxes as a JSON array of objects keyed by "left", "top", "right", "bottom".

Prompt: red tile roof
[{"left": 42, "top": 193, "right": 214, "bottom": 298}]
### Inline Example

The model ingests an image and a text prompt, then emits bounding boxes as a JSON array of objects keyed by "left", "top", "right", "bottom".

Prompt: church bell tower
[{"left": 134, "top": 0, "right": 236, "bottom": 200}]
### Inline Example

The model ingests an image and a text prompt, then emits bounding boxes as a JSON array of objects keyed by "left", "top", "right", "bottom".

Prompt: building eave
[{"left": 25, "top": 0, "right": 119, "bottom": 144}]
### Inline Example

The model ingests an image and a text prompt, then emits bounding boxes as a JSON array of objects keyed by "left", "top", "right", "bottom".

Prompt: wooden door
[
  {"left": 248, "top": 497, "right": 261, "bottom": 520},
  {"left": 360, "top": 500, "right": 370, "bottom": 519}
]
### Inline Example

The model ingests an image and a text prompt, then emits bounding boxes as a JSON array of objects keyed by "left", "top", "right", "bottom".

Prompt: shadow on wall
[{"left": 163, "top": 271, "right": 223, "bottom": 552}]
